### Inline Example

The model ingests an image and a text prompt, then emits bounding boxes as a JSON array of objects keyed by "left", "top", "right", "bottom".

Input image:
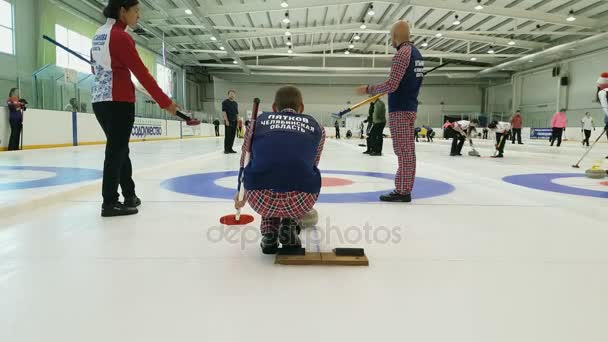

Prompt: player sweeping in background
[
  {"left": 444, "top": 119, "right": 479, "bottom": 156},
  {"left": 234, "top": 86, "right": 325, "bottom": 254},
  {"left": 487, "top": 120, "right": 511, "bottom": 158}
]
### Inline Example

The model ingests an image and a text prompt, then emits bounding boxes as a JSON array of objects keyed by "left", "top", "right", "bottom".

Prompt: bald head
[{"left": 391, "top": 20, "right": 411, "bottom": 48}]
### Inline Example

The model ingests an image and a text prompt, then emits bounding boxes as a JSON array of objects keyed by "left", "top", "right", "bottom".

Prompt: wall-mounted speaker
[{"left": 560, "top": 76, "right": 569, "bottom": 86}]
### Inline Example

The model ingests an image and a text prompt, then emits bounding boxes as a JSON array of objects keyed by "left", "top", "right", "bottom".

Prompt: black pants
[
  {"left": 335, "top": 127, "right": 340, "bottom": 139},
  {"left": 550, "top": 127, "right": 563, "bottom": 147},
  {"left": 583, "top": 129, "right": 591, "bottom": 146},
  {"left": 93, "top": 102, "right": 136, "bottom": 205},
  {"left": 496, "top": 132, "right": 507, "bottom": 155},
  {"left": 511, "top": 128, "right": 522, "bottom": 144},
  {"left": 482, "top": 130, "right": 488, "bottom": 139},
  {"left": 224, "top": 121, "right": 237, "bottom": 152},
  {"left": 427, "top": 131, "right": 435, "bottom": 142},
  {"left": 214, "top": 125, "right": 220, "bottom": 137},
  {"left": 415, "top": 131, "right": 419, "bottom": 142},
  {"left": 8, "top": 118, "right": 22, "bottom": 151},
  {"left": 369, "top": 122, "right": 385, "bottom": 153},
  {"left": 446, "top": 127, "right": 465, "bottom": 154}
]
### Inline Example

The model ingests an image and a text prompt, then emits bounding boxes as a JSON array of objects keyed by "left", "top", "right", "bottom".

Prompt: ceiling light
[
  {"left": 470, "top": 57, "right": 477, "bottom": 61},
  {"left": 529, "top": 60, "right": 534, "bottom": 63},
  {"left": 475, "top": 0, "right": 483, "bottom": 10},
  {"left": 367, "top": 5, "right": 375, "bottom": 16},
  {"left": 283, "top": 12, "right": 290, "bottom": 24},
  {"left": 185, "top": 9, "right": 193, "bottom": 15},
  {"left": 285, "top": 30, "right": 291, "bottom": 36},
  {"left": 566, "top": 10, "right": 576, "bottom": 22},
  {"left": 281, "top": 1, "right": 288, "bottom": 8},
  {"left": 487, "top": 46, "right": 495, "bottom": 54},
  {"left": 288, "top": 49, "right": 293, "bottom": 54},
  {"left": 345, "top": 50, "right": 350, "bottom": 55},
  {"left": 219, "top": 46, "right": 225, "bottom": 50},
  {"left": 360, "top": 21, "right": 367, "bottom": 30},
  {"left": 287, "top": 40, "right": 292, "bottom": 46},
  {"left": 421, "top": 39, "right": 428, "bottom": 47},
  {"left": 435, "top": 32, "right": 442, "bottom": 37},
  {"left": 508, "top": 40, "right": 515, "bottom": 46},
  {"left": 349, "top": 43, "right": 355, "bottom": 49},
  {"left": 452, "top": 15, "right": 460, "bottom": 26},
  {"left": 354, "top": 34, "right": 361, "bottom": 40},
  {"left": 233, "top": 60, "right": 238, "bottom": 64},
  {"left": 210, "top": 36, "right": 217, "bottom": 41}
]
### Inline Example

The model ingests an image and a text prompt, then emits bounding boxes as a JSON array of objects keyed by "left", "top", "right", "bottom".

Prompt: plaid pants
[
  {"left": 388, "top": 111, "right": 417, "bottom": 195},
  {"left": 247, "top": 190, "right": 319, "bottom": 234}
]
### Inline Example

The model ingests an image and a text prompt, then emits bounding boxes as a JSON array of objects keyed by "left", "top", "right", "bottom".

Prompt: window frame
[
  {"left": 0, "top": 0, "right": 16, "bottom": 56},
  {"left": 54, "top": 24, "right": 92, "bottom": 74}
]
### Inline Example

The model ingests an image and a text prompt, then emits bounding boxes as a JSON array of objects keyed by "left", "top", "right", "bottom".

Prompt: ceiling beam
[
  {"left": 208, "top": 71, "right": 511, "bottom": 79},
  {"left": 191, "top": 64, "right": 486, "bottom": 72},
  {"left": 142, "top": 0, "right": 598, "bottom": 28},
  {"left": 149, "top": 24, "right": 547, "bottom": 50},
  {"left": 182, "top": 0, "right": 250, "bottom": 73}
]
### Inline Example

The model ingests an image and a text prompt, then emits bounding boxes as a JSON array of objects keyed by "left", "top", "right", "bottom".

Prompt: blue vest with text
[
  {"left": 244, "top": 111, "right": 322, "bottom": 193},
  {"left": 388, "top": 43, "right": 424, "bottom": 113}
]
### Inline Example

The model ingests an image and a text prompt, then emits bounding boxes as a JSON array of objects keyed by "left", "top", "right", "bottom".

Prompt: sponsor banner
[
  {"left": 530, "top": 128, "right": 552, "bottom": 139},
  {"left": 132, "top": 118, "right": 164, "bottom": 138}
]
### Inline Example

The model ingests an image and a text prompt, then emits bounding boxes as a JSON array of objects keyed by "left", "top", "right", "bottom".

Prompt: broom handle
[
  {"left": 573, "top": 129, "right": 606, "bottom": 167},
  {"left": 235, "top": 98, "right": 261, "bottom": 220}
]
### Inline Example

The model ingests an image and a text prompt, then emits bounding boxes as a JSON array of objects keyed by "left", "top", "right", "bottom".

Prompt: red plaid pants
[
  {"left": 247, "top": 190, "right": 319, "bottom": 234},
  {"left": 389, "top": 111, "right": 417, "bottom": 195}
]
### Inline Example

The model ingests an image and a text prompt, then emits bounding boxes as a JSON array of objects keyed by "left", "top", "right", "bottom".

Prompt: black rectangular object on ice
[
  {"left": 333, "top": 248, "right": 365, "bottom": 257},
  {"left": 277, "top": 247, "right": 306, "bottom": 256}
]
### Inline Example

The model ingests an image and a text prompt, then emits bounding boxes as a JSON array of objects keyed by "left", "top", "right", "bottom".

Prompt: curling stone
[
  {"left": 468, "top": 150, "right": 481, "bottom": 157},
  {"left": 300, "top": 208, "right": 319, "bottom": 228},
  {"left": 585, "top": 166, "right": 606, "bottom": 179}
]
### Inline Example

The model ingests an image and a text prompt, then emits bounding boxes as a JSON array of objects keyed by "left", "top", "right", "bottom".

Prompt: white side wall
[
  {"left": 213, "top": 78, "right": 483, "bottom": 128},
  {"left": 507, "top": 50, "right": 608, "bottom": 128},
  {"left": 0, "top": 109, "right": 220, "bottom": 151},
  {"left": 486, "top": 83, "right": 513, "bottom": 114}
]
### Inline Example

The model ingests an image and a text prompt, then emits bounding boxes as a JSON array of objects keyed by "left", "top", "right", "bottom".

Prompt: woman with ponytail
[{"left": 91, "top": 0, "right": 178, "bottom": 217}]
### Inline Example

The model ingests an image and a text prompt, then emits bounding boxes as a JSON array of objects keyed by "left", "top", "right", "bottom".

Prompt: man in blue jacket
[
  {"left": 357, "top": 20, "right": 424, "bottom": 202},
  {"left": 235, "top": 86, "right": 326, "bottom": 254}
]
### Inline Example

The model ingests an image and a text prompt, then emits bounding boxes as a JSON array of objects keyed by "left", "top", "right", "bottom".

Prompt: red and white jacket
[{"left": 90, "top": 19, "right": 171, "bottom": 108}]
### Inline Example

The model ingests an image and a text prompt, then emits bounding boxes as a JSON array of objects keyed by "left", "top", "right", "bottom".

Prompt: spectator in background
[
  {"left": 369, "top": 96, "right": 386, "bottom": 156},
  {"left": 237, "top": 118, "right": 244, "bottom": 139},
  {"left": 6, "top": 88, "right": 24, "bottom": 151},
  {"left": 510, "top": 110, "right": 524, "bottom": 144},
  {"left": 222, "top": 90, "right": 239, "bottom": 154},
  {"left": 363, "top": 101, "right": 374, "bottom": 153},
  {"left": 64, "top": 98, "right": 79, "bottom": 112},
  {"left": 80, "top": 103, "right": 88, "bottom": 113},
  {"left": 581, "top": 112, "right": 594, "bottom": 147},
  {"left": 550, "top": 109, "right": 568, "bottom": 147},
  {"left": 359, "top": 121, "right": 365, "bottom": 139},
  {"left": 213, "top": 118, "right": 220, "bottom": 137},
  {"left": 423, "top": 125, "right": 435, "bottom": 142},
  {"left": 334, "top": 119, "right": 341, "bottom": 139}
]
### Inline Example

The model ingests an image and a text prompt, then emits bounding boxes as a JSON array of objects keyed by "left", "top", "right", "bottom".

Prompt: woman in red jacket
[
  {"left": 6, "top": 88, "right": 23, "bottom": 151},
  {"left": 91, "top": 0, "right": 178, "bottom": 217}
]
